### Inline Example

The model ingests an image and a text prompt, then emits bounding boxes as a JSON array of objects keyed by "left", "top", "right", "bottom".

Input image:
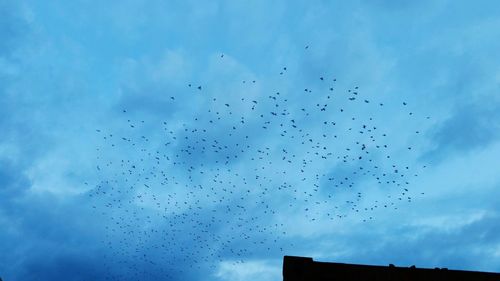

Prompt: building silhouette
[{"left": 283, "top": 256, "right": 500, "bottom": 281}]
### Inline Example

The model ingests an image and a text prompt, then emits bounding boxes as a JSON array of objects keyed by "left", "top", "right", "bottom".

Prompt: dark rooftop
[{"left": 283, "top": 256, "right": 500, "bottom": 281}]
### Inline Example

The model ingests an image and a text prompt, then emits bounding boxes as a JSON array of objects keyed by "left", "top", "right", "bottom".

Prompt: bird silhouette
[{"left": 88, "top": 47, "right": 431, "bottom": 277}]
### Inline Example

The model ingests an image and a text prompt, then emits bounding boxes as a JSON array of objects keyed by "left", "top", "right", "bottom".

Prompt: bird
[{"left": 88, "top": 47, "right": 431, "bottom": 277}]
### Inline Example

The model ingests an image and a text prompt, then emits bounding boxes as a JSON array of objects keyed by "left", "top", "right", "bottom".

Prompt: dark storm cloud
[
  {"left": 16, "top": 253, "right": 107, "bottom": 281},
  {"left": 0, "top": 193, "right": 100, "bottom": 279},
  {"left": 0, "top": 190, "right": 199, "bottom": 281}
]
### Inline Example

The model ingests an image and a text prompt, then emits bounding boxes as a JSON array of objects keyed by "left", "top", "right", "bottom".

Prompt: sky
[{"left": 1, "top": 1, "right": 500, "bottom": 280}]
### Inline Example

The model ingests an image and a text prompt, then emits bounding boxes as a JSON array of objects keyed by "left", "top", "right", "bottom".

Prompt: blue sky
[{"left": 1, "top": 1, "right": 500, "bottom": 280}]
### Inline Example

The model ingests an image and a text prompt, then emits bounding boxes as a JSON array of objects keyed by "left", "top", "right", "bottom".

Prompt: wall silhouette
[{"left": 283, "top": 256, "right": 500, "bottom": 281}]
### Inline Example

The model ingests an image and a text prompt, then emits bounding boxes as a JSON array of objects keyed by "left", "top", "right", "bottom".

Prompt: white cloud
[
  {"left": 214, "top": 259, "right": 281, "bottom": 281},
  {"left": 409, "top": 211, "right": 487, "bottom": 232}
]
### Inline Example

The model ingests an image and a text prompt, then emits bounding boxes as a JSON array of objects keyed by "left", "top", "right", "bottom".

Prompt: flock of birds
[{"left": 88, "top": 48, "right": 431, "bottom": 280}]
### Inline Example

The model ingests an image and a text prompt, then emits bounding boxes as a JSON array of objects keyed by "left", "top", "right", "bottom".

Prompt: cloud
[
  {"left": 215, "top": 259, "right": 281, "bottom": 281},
  {"left": 423, "top": 102, "right": 500, "bottom": 161},
  {"left": 16, "top": 253, "right": 107, "bottom": 281},
  {"left": 1, "top": 1, "right": 500, "bottom": 280},
  {"left": 0, "top": 1, "right": 28, "bottom": 56},
  {"left": 0, "top": 159, "right": 31, "bottom": 203}
]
